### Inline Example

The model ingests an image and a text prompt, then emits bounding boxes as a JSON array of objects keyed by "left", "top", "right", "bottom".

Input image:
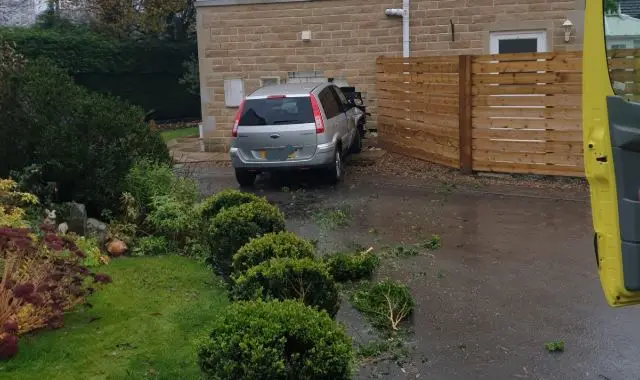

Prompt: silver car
[{"left": 229, "top": 82, "right": 364, "bottom": 186}]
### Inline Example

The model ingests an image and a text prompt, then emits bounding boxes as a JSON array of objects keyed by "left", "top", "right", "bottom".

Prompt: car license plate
[{"left": 258, "top": 150, "right": 296, "bottom": 159}]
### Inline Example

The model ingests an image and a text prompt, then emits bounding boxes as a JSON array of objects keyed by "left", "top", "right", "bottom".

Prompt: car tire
[
  {"left": 235, "top": 169, "right": 256, "bottom": 187},
  {"left": 326, "top": 147, "right": 343, "bottom": 184},
  {"left": 350, "top": 129, "right": 362, "bottom": 154}
]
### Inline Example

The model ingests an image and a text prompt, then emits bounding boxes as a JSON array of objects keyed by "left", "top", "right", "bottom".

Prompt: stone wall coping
[{"left": 196, "top": 0, "right": 312, "bottom": 7}]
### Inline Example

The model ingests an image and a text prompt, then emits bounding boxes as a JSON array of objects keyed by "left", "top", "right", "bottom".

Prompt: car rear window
[{"left": 238, "top": 97, "right": 314, "bottom": 126}]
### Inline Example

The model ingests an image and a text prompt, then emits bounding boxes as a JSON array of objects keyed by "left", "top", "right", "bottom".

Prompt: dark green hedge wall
[{"left": 0, "top": 27, "right": 200, "bottom": 120}]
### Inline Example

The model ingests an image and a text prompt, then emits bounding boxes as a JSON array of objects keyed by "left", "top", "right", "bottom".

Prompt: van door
[{"left": 584, "top": 0, "right": 640, "bottom": 306}]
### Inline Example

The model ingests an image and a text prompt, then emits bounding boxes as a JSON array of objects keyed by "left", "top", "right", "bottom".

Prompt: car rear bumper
[{"left": 230, "top": 142, "right": 335, "bottom": 171}]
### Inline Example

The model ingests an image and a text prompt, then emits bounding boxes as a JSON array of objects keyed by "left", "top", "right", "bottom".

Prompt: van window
[
  {"left": 605, "top": 3, "right": 640, "bottom": 102},
  {"left": 318, "top": 88, "right": 341, "bottom": 119},
  {"left": 238, "top": 97, "right": 314, "bottom": 126}
]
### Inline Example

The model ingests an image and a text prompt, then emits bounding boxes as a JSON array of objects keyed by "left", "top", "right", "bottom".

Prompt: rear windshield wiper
[{"left": 272, "top": 120, "right": 303, "bottom": 124}]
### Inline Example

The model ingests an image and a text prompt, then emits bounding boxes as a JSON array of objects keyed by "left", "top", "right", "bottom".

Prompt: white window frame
[
  {"left": 489, "top": 31, "right": 548, "bottom": 54},
  {"left": 260, "top": 76, "right": 281, "bottom": 87}
]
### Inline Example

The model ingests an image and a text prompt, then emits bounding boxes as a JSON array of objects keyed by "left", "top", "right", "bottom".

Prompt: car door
[
  {"left": 330, "top": 86, "right": 357, "bottom": 148},
  {"left": 584, "top": 0, "right": 640, "bottom": 307},
  {"left": 318, "top": 87, "right": 345, "bottom": 149}
]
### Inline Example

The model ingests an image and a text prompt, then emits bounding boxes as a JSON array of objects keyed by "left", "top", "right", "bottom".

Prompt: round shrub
[
  {"left": 207, "top": 201, "right": 285, "bottom": 276},
  {"left": 233, "top": 258, "right": 340, "bottom": 317},
  {"left": 197, "top": 299, "right": 353, "bottom": 380},
  {"left": 232, "top": 232, "right": 315, "bottom": 274},
  {"left": 199, "top": 189, "right": 266, "bottom": 220},
  {"left": 324, "top": 250, "right": 380, "bottom": 282}
]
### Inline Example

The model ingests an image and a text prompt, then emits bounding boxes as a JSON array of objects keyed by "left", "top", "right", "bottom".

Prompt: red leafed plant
[{"left": 0, "top": 225, "right": 112, "bottom": 360}]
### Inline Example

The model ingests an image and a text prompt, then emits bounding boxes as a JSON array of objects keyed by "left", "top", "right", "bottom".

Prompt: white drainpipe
[{"left": 385, "top": 0, "right": 410, "bottom": 58}]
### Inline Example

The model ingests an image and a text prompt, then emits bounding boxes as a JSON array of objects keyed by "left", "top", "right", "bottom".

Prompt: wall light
[{"left": 563, "top": 19, "right": 573, "bottom": 42}]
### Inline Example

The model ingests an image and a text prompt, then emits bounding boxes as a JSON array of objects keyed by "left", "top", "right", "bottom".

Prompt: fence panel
[
  {"left": 471, "top": 51, "right": 584, "bottom": 177},
  {"left": 376, "top": 56, "right": 460, "bottom": 168},
  {"left": 608, "top": 48, "right": 640, "bottom": 102}
]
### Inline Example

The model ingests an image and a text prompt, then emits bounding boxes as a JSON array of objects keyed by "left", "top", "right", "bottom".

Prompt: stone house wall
[{"left": 196, "top": 0, "right": 585, "bottom": 149}]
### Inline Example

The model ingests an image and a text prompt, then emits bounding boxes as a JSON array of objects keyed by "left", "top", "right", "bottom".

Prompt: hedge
[
  {"left": 199, "top": 190, "right": 267, "bottom": 221},
  {"left": 197, "top": 300, "right": 353, "bottom": 379},
  {"left": 232, "top": 232, "right": 315, "bottom": 275},
  {"left": 324, "top": 250, "right": 380, "bottom": 282},
  {"left": 206, "top": 201, "right": 286, "bottom": 276},
  {"left": 0, "top": 27, "right": 199, "bottom": 120},
  {"left": 232, "top": 258, "right": 341, "bottom": 317},
  {"left": 0, "top": 56, "right": 170, "bottom": 215}
]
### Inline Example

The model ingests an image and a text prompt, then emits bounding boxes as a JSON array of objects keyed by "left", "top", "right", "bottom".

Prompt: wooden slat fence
[
  {"left": 470, "top": 51, "right": 584, "bottom": 177},
  {"left": 376, "top": 50, "right": 640, "bottom": 177},
  {"left": 609, "top": 48, "right": 640, "bottom": 102},
  {"left": 376, "top": 56, "right": 460, "bottom": 168}
]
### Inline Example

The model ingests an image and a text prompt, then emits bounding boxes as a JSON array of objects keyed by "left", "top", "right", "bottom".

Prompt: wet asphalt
[{"left": 189, "top": 165, "right": 640, "bottom": 380}]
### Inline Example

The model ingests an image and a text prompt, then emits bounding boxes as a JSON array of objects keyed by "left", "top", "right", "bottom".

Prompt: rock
[
  {"left": 107, "top": 239, "right": 128, "bottom": 257},
  {"left": 66, "top": 202, "right": 87, "bottom": 235},
  {"left": 86, "top": 218, "right": 108, "bottom": 244},
  {"left": 57, "top": 222, "right": 68, "bottom": 235}
]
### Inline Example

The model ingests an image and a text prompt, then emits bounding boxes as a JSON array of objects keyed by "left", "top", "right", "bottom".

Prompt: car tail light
[
  {"left": 267, "top": 95, "right": 286, "bottom": 99},
  {"left": 310, "top": 95, "right": 325, "bottom": 134},
  {"left": 232, "top": 100, "right": 245, "bottom": 138}
]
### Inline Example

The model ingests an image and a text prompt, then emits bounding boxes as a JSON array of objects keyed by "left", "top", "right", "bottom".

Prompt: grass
[
  {"left": 160, "top": 127, "right": 199, "bottom": 142},
  {"left": 1, "top": 256, "right": 228, "bottom": 380}
]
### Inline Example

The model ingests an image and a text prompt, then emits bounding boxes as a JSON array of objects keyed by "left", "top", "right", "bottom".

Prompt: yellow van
[{"left": 584, "top": 0, "right": 640, "bottom": 306}]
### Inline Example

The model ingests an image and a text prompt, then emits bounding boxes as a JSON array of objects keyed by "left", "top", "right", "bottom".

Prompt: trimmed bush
[
  {"left": 199, "top": 189, "right": 266, "bottom": 220},
  {"left": 232, "top": 232, "right": 315, "bottom": 275},
  {"left": 197, "top": 300, "right": 353, "bottom": 379},
  {"left": 324, "top": 250, "right": 380, "bottom": 282},
  {"left": 351, "top": 280, "right": 415, "bottom": 331},
  {"left": 232, "top": 258, "right": 340, "bottom": 317},
  {"left": 207, "top": 201, "right": 285, "bottom": 276}
]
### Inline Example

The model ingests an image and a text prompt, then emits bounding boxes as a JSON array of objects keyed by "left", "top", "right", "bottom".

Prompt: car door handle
[{"left": 270, "top": 134, "right": 280, "bottom": 139}]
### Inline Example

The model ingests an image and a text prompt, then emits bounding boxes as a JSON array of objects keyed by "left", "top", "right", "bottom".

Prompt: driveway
[{"left": 187, "top": 162, "right": 640, "bottom": 380}]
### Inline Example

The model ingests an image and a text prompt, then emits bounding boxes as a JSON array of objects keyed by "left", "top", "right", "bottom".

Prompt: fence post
[{"left": 458, "top": 55, "right": 473, "bottom": 174}]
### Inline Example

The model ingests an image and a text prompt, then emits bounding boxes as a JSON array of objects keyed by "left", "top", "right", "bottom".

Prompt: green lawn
[
  {"left": 161, "top": 127, "right": 199, "bottom": 142},
  {"left": 1, "top": 256, "right": 227, "bottom": 380}
]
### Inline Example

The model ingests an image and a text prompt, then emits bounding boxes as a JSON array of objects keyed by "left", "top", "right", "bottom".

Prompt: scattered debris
[
  {"left": 544, "top": 340, "right": 565, "bottom": 353},
  {"left": 351, "top": 280, "right": 415, "bottom": 331},
  {"left": 313, "top": 205, "right": 351, "bottom": 230}
]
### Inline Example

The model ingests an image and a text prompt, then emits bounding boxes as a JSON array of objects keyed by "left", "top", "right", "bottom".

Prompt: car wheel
[
  {"left": 235, "top": 169, "right": 256, "bottom": 187},
  {"left": 350, "top": 129, "right": 362, "bottom": 154},
  {"left": 326, "top": 148, "right": 343, "bottom": 184}
]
